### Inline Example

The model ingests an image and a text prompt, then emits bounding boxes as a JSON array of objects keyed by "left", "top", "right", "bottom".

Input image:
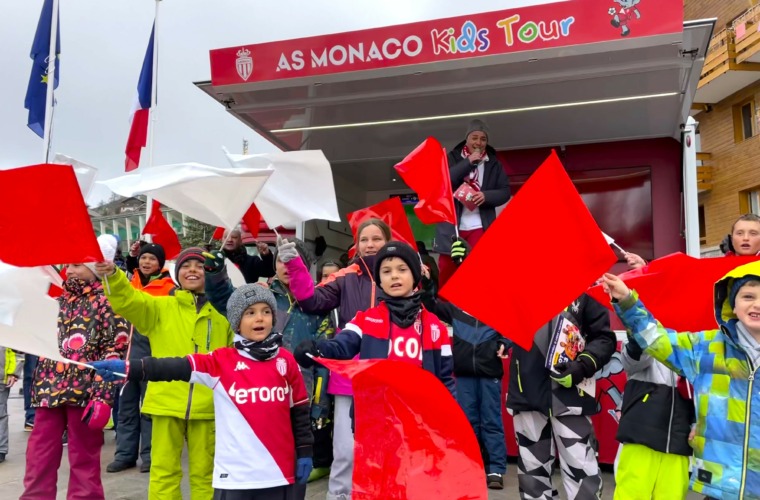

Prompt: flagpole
[
  {"left": 144, "top": 0, "right": 160, "bottom": 243},
  {"left": 41, "top": 0, "right": 59, "bottom": 163}
]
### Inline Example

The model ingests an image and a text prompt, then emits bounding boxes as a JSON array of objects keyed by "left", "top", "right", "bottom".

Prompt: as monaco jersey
[
  {"left": 188, "top": 347, "right": 308, "bottom": 489},
  {"left": 387, "top": 319, "right": 424, "bottom": 368}
]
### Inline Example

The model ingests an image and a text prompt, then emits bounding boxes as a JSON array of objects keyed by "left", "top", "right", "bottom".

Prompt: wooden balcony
[
  {"left": 734, "top": 5, "right": 760, "bottom": 64},
  {"left": 695, "top": 26, "right": 760, "bottom": 104}
]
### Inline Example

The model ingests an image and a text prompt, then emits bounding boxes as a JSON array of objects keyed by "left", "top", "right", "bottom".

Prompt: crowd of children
[{"left": 8, "top": 122, "right": 760, "bottom": 500}]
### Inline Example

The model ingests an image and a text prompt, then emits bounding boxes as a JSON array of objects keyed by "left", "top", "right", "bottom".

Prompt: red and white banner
[{"left": 210, "top": 0, "right": 682, "bottom": 86}]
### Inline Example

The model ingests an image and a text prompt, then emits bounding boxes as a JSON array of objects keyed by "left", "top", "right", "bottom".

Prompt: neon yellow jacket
[
  {"left": 0, "top": 348, "right": 22, "bottom": 385},
  {"left": 104, "top": 269, "right": 233, "bottom": 419}
]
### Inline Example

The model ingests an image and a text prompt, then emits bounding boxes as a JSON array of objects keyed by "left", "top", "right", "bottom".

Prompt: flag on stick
[
  {"left": 0, "top": 164, "right": 102, "bottom": 266},
  {"left": 125, "top": 26, "right": 154, "bottom": 172},
  {"left": 394, "top": 137, "right": 456, "bottom": 225},
  {"left": 440, "top": 151, "right": 616, "bottom": 350},
  {"left": 24, "top": 0, "right": 60, "bottom": 138},
  {"left": 348, "top": 198, "right": 417, "bottom": 251}
]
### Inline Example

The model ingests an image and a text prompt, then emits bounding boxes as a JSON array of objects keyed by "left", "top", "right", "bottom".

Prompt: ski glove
[
  {"left": 550, "top": 354, "right": 596, "bottom": 388},
  {"left": 296, "top": 457, "right": 313, "bottom": 484},
  {"left": 277, "top": 237, "right": 299, "bottom": 263},
  {"left": 450, "top": 238, "right": 471, "bottom": 266},
  {"left": 203, "top": 251, "right": 225, "bottom": 274},
  {"left": 91, "top": 360, "right": 128, "bottom": 383},
  {"left": 294, "top": 339, "right": 321, "bottom": 369}
]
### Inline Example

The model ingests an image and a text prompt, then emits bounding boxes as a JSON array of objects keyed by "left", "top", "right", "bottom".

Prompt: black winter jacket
[
  {"left": 421, "top": 282, "right": 508, "bottom": 378},
  {"left": 506, "top": 294, "right": 616, "bottom": 417},
  {"left": 433, "top": 142, "right": 511, "bottom": 254},
  {"left": 222, "top": 247, "right": 275, "bottom": 284}
]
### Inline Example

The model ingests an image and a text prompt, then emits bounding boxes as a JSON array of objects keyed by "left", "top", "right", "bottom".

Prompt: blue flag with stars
[{"left": 25, "top": 0, "right": 60, "bottom": 138}]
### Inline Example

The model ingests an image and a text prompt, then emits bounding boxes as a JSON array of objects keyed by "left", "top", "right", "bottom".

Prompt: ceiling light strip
[{"left": 269, "top": 92, "right": 679, "bottom": 133}]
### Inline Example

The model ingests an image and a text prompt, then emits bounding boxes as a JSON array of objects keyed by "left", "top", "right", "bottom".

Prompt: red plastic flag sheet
[
  {"left": 394, "top": 137, "right": 456, "bottom": 225},
  {"left": 212, "top": 227, "right": 225, "bottom": 241},
  {"left": 587, "top": 252, "right": 760, "bottom": 332},
  {"left": 0, "top": 164, "right": 103, "bottom": 266},
  {"left": 241, "top": 203, "right": 261, "bottom": 238},
  {"left": 348, "top": 198, "right": 418, "bottom": 251},
  {"left": 317, "top": 358, "right": 487, "bottom": 500},
  {"left": 142, "top": 200, "right": 181, "bottom": 259},
  {"left": 440, "top": 150, "right": 617, "bottom": 350}
]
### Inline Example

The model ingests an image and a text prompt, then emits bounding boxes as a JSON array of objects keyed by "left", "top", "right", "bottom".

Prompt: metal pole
[
  {"left": 41, "top": 0, "right": 59, "bottom": 163},
  {"left": 144, "top": 0, "right": 160, "bottom": 243},
  {"left": 682, "top": 116, "right": 700, "bottom": 257}
]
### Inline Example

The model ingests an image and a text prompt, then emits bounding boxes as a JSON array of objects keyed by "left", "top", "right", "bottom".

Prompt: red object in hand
[
  {"left": 81, "top": 400, "right": 111, "bottom": 430},
  {"left": 453, "top": 182, "right": 480, "bottom": 211},
  {"left": 316, "top": 358, "right": 487, "bottom": 500}
]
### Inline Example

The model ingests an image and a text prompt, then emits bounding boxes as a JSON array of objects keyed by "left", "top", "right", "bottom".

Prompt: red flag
[
  {"left": 212, "top": 227, "right": 225, "bottom": 240},
  {"left": 587, "top": 253, "right": 760, "bottom": 332},
  {"left": 0, "top": 164, "right": 103, "bottom": 266},
  {"left": 317, "top": 358, "right": 487, "bottom": 500},
  {"left": 241, "top": 203, "right": 261, "bottom": 238},
  {"left": 440, "top": 151, "right": 617, "bottom": 350},
  {"left": 142, "top": 200, "right": 181, "bottom": 259},
  {"left": 348, "top": 198, "right": 418, "bottom": 251},
  {"left": 394, "top": 138, "right": 456, "bottom": 225}
]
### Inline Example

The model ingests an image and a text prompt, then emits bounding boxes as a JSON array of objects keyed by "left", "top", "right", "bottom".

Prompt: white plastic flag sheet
[
  {"left": 225, "top": 150, "right": 341, "bottom": 228},
  {"left": 0, "top": 263, "right": 65, "bottom": 362},
  {"left": 98, "top": 162, "right": 274, "bottom": 229},
  {"left": 226, "top": 259, "right": 246, "bottom": 288},
  {"left": 52, "top": 153, "right": 98, "bottom": 199}
]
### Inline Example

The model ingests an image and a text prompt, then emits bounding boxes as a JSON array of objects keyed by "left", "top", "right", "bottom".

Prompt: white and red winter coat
[{"left": 316, "top": 302, "right": 456, "bottom": 397}]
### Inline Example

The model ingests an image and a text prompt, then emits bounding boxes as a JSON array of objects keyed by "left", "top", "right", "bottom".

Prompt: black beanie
[
  {"left": 138, "top": 243, "right": 166, "bottom": 271},
  {"left": 373, "top": 242, "right": 421, "bottom": 286}
]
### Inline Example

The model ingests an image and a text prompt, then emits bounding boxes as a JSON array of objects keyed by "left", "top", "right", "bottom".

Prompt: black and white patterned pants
[{"left": 512, "top": 411, "right": 602, "bottom": 500}]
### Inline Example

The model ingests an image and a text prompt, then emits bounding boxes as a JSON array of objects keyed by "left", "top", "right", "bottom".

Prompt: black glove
[
  {"left": 550, "top": 354, "right": 596, "bottom": 388},
  {"left": 719, "top": 234, "right": 734, "bottom": 255},
  {"left": 294, "top": 339, "right": 320, "bottom": 368},
  {"left": 450, "top": 237, "right": 471, "bottom": 266},
  {"left": 624, "top": 338, "right": 644, "bottom": 361},
  {"left": 202, "top": 250, "right": 225, "bottom": 274}
]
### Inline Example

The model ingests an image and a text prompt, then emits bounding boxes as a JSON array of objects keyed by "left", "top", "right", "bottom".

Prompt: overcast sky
[{"left": 0, "top": 0, "right": 531, "bottom": 205}]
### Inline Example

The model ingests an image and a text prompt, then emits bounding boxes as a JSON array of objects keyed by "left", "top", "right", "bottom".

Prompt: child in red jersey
[
  {"left": 294, "top": 241, "right": 455, "bottom": 396},
  {"left": 92, "top": 284, "right": 313, "bottom": 500}
]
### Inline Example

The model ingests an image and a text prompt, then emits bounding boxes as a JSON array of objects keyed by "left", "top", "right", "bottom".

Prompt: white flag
[
  {"left": 52, "top": 153, "right": 98, "bottom": 199},
  {"left": 225, "top": 150, "right": 340, "bottom": 228},
  {"left": 98, "top": 162, "right": 273, "bottom": 229},
  {"left": 0, "top": 263, "right": 65, "bottom": 362}
]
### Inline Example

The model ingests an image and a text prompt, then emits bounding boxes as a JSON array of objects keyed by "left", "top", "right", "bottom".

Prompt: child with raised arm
[
  {"left": 92, "top": 284, "right": 313, "bottom": 500},
  {"left": 603, "top": 261, "right": 760, "bottom": 499}
]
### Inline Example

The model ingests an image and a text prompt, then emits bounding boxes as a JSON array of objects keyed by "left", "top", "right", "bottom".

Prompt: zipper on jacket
[
  {"left": 666, "top": 371, "right": 675, "bottom": 454},
  {"left": 516, "top": 359, "right": 523, "bottom": 393},
  {"left": 185, "top": 344, "right": 198, "bottom": 420},
  {"left": 472, "top": 319, "right": 479, "bottom": 374},
  {"left": 740, "top": 365, "right": 757, "bottom": 500}
]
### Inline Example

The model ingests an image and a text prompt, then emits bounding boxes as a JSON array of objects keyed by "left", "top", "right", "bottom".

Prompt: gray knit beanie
[
  {"left": 226, "top": 283, "right": 278, "bottom": 333},
  {"left": 465, "top": 119, "right": 490, "bottom": 141}
]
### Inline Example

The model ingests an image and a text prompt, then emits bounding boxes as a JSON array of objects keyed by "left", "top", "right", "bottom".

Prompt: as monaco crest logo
[
  {"left": 430, "top": 324, "right": 440, "bottom": 343},
  {"left": 236, "top": 48, "right": 253, "bottom": 81},
  {"left": 276, "top": 357, "right": 287, "bottom": 376}
]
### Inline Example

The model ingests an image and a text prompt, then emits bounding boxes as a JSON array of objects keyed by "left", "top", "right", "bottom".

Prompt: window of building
[
  {"left": 749, "top": 190, "right": 760, "bottom": 215},
  {"left": 733, "top": 99, "right": 757, "bottom": 142}
]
